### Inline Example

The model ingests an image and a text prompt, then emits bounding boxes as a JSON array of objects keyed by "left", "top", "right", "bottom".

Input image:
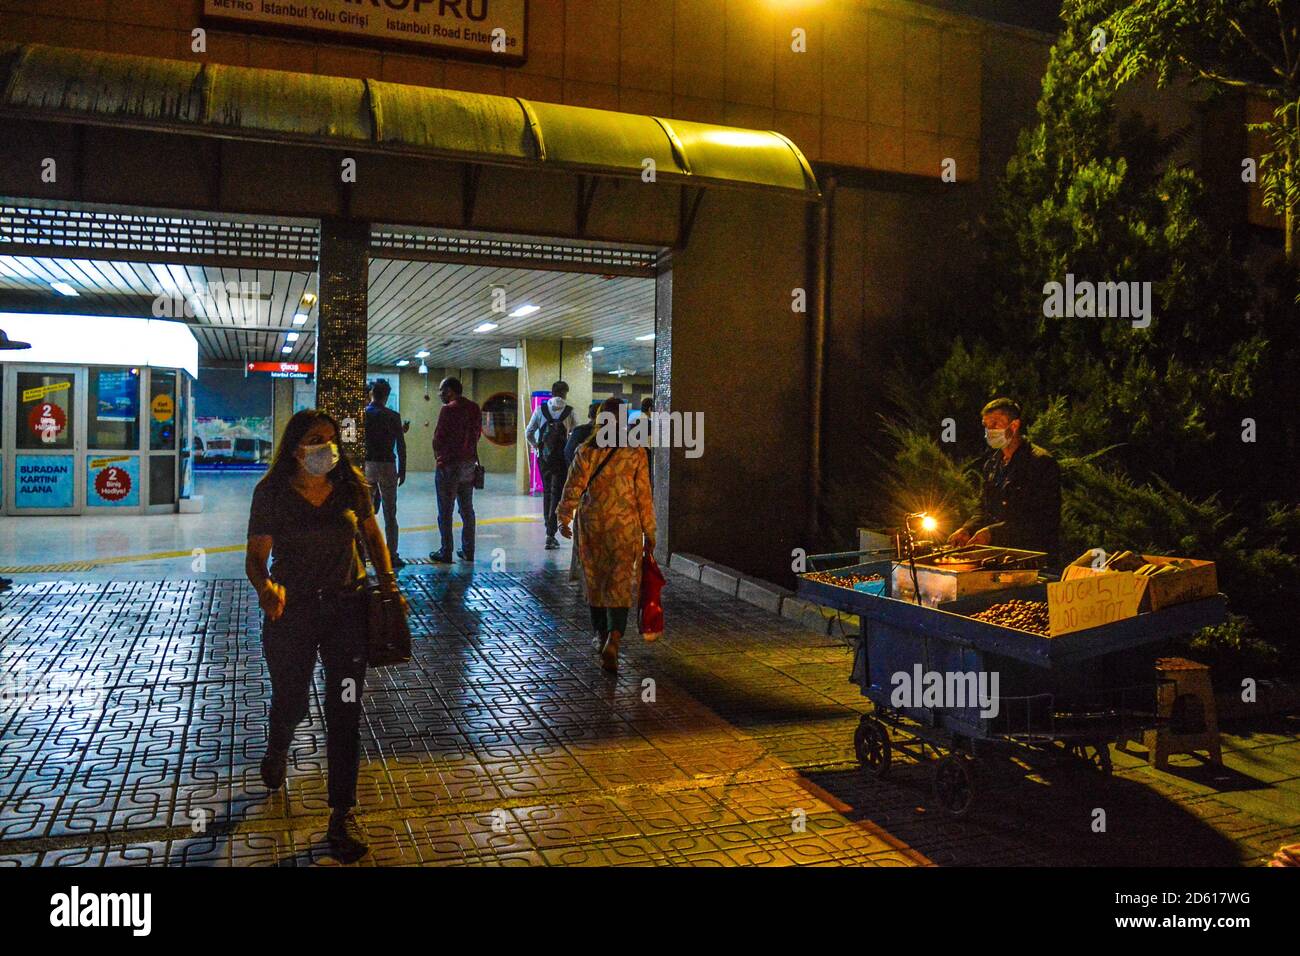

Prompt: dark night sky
[{"left": 910, "top": 0, "right": 1064, "bottom": 33}]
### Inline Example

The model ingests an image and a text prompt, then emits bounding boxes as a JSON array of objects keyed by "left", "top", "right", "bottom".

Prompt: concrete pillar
[
  {"left": 652, "top": 267, "right": 672, "bottom": 569},
  {"left": 514, "top": 337, "right": 592, "bottom": 493},
  {"left": 315, "top": 218, "right": 370, "bottom": 464}
]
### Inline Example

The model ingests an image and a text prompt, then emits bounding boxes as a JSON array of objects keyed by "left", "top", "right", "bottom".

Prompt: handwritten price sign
[{"left": 1046, "top": 570, "right": 1141, "bottom": 637}]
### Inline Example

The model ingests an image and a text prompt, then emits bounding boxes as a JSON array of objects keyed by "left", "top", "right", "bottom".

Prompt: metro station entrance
[{"left": 0, "top": 41, "right": 820, "bottom": 579}]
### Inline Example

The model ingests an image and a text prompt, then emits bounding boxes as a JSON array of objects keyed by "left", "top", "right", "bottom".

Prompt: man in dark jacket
[
  {"left": 949, "top": 398, "right": 1061, "bottom": 562},
  {"left": 363, "top": 379, "right": 407, "bottom": 568},
  {"left": 564, "top": 401, "right": 599, "bottom": 468},
  {"left": 430, "top": 377, "right": 481, "bottom": 563}
]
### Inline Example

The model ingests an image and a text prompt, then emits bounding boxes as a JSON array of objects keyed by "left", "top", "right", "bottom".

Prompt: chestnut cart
[{"left": 798, "top": 558, "right": 1228, "bottom": 816}]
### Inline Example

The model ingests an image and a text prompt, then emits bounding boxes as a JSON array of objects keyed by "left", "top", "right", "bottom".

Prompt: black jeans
[
  {"left": 262, "top": 593, "right": 368, "bottom": 810},
  {"left": 590, "top": 606, "right": 629, "bottom": 636},
  {"left": 542, "top": 465, "right": 567, "bottom": 537}
]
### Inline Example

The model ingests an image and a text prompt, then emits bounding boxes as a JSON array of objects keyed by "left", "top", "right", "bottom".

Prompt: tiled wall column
[{"left": 316, "top": 218, "right": 370, "bottom": 464}]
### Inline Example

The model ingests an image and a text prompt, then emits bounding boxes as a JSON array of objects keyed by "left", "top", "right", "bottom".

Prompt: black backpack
[{"left": 538, "top": 404, "right": 572, "bottom": 470}]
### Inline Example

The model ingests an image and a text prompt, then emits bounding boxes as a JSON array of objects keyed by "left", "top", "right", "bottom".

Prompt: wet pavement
[{"left": 0, "top": 567, "right": 1297, "bottom": 866}]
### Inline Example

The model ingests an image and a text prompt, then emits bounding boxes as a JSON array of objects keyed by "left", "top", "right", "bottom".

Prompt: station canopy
[{"left": 0, "top": 43, "right": 820, "bottom": 200}]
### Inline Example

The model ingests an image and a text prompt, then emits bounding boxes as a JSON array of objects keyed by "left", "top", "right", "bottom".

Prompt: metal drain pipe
[{"left": 808, "top": 172, "right": 835, "bottom": 541}]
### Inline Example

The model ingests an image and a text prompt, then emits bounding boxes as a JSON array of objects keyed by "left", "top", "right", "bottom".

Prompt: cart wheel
[
  {"left": 854, "top": 716, "right": 892, "bottom": 779},
  {"left": 1069, "top": 742, "right": 1114, "bottom": 776},
  {"left": 933, "top": 753, "right": 975, "bottom": 818}
]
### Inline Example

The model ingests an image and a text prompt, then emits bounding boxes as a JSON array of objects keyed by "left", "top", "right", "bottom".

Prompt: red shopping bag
[{"left": 639, "top": 542, "right": 665, "bottom": 641}]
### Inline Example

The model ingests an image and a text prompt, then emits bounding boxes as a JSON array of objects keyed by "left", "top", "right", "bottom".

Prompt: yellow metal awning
[{"left": 0, "top": 43, "right": 818, "bottom": 199}]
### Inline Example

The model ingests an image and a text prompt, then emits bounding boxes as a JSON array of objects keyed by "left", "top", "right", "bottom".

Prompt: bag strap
[
  {"left": 540, "top": 403, "right": 554, "bottom": 423},
  {"left": 585, "top": 448, "right": 617, "bottom": 497}
]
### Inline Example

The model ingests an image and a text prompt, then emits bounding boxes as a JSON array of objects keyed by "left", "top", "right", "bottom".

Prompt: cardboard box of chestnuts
[{"left": 1061, "top": 553, "right": 1218, "bottom": 615}]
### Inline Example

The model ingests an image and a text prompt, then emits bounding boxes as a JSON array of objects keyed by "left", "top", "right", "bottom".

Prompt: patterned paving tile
[{"left": 1, "top": 570, "right": 1297, "bottom": 867}]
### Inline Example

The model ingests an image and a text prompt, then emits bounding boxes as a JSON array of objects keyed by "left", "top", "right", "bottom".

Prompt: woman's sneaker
[{"left": 327, "top": 809, "right": 370, "bottom": 863}]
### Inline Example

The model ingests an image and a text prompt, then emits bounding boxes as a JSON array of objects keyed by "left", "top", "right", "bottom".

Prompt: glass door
[
  {"left": 5, "top": 365, "right": 83, "bottom": 515},
  {"left": 85, "top": 366, "right": 143, "bottom": 511},
  {"left": 145, "top": 368, "right": 178, "bottom": 512}
]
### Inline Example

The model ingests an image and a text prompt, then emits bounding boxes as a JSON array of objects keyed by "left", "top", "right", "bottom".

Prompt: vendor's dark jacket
[{"left": 960, "top": 439, "right": 1061, "bottom": 561}]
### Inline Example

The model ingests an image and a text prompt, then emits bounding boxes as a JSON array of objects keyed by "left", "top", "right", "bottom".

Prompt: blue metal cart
[{"left": 798, "top": 557, "right": 1228, "bottom": 816}]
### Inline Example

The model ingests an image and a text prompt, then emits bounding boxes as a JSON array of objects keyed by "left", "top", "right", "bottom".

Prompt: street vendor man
[{"left": 947, "top": 397, "right": 1061, "bottom": 562}]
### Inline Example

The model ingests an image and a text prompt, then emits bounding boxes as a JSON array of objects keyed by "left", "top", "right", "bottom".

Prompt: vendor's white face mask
[
  {"left": 300, "top": 441, "right": 339, "bottom": 476},
  {"left": 984, "top": 428, "right": 1010, "bottom": 450}
]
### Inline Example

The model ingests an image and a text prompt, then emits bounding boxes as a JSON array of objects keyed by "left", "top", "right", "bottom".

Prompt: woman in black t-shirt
[{"left": 246, "top": 409, "right": 403, "bottom": 864}]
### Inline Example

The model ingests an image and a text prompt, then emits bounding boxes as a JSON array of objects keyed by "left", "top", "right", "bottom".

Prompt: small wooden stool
[{"left": 1144, "top": 657, "right": 1222, "bottom": 768}]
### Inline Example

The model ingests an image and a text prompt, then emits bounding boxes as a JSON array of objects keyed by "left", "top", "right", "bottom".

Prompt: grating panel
[
  {"left": 0, "top": 201, "right": 318, "bottom": 268},
  {"left": 371, "top": 228, "right": 660, "bottom": 277}
]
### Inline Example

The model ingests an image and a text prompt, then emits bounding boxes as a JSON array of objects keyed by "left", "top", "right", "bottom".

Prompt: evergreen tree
[{"left": 874, "top": 5, "right": 1300, "bottom": 666}]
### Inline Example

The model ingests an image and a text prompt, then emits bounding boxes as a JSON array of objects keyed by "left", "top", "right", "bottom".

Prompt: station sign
[
  {"left": 203, "top": 0, "right": 527, "bottom": 63},
  {"left": 247, "top": 362, "right": 315, "bottom": 380}
]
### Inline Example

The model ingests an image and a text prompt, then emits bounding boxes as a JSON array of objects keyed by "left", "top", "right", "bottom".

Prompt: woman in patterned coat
[{"left": 557, "top": 397, "right": 656, "bottom": 672}]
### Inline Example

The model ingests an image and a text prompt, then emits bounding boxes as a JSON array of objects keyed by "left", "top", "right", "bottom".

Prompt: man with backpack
[{"left": 525, "top": 380, "right": 575, "bottom": 550}]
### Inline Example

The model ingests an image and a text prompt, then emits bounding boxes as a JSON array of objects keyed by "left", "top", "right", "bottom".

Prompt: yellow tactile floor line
[{"left": 0, "top": 514, "right": 541, "bottom": 573}]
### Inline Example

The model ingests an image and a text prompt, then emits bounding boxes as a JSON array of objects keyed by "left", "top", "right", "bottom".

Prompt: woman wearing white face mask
[{"left": 245, "top": 409, "right": 402, "bottom": 863}]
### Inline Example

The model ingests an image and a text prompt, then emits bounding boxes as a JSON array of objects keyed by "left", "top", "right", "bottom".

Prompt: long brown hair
[{"left": 260, "top": 408, "right": 367, "bottom": 499}]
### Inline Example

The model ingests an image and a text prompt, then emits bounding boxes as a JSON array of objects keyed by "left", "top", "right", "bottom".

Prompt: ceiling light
[
  {"left": 473, "top": 322, "right": 499, "bottom": 333},
  {"left": 635, "top": 333, "right": 654, "bottom": 341},
  {"left": 50, "top": 281, "right": 79, "bottom": 297},
  {"left": 286, "top": 332, "right": 300, "bottom": 342},
  {"left": 281, "top": 345, "right": 293, "bottom": 353},
  {"left": 509, "top": 304, "right": 540, "bottom": 318},
  {"left": 415, "top": 349, "right": 430, "bottom": 358},
  {"left": 300, "top": 292, "right": 317, "bottom": 307},
  {"left": 292, "top": 313, "right": 308, "bottom": 325},
  {"left": 396, "top": 359, "right": 410, "bottom": 367},
  {"left": 418, "top": 362, "right": 428, "bottom": 375},
  {"left": 590, "top": 346, "right": 605, "bottom": 352}
]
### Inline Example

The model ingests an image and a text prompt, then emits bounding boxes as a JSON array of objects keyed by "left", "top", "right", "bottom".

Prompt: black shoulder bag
[{"left": 350, "top": 495, "right": 413, "bottom": 667}]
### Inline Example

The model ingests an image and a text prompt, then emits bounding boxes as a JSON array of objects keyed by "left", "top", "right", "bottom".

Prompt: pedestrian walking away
[
  {"left": 245, "top": 409, "right": 405, "bottom": 864},
  {"left": 557, "top": 397, "right": 656, "bottom": 672},
  {"left": 430, "top": 376, "right": 482, "bottom": 563},
  {"left": 526, "top": 379, "right": 575, "bottom": 551},
  {"left": 564, "top": 402, "right": 600, "bottom": 582},
  {"left": 363, "top": 378, "right": 407, "bottom": 568}
]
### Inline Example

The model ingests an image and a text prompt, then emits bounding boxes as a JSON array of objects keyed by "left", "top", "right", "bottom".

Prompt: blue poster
[
  {"left": 15, "top": 456, "right": 75, "bottom": 509},
  {"left": 87, "top": 455, "right": 140, "bottom": 508},
  {"left": 96, "top": 369, "right": 140, "bottom": 422}
]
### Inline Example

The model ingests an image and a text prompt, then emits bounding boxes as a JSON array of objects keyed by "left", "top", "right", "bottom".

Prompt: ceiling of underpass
[{"left": 0, "top": 254, "right": 656, "bottom": 376}]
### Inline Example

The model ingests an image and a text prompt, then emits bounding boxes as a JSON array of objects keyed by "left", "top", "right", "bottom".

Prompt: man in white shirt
[{"left": 525, "top": 380, "right": 575, "bottom": 550}]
